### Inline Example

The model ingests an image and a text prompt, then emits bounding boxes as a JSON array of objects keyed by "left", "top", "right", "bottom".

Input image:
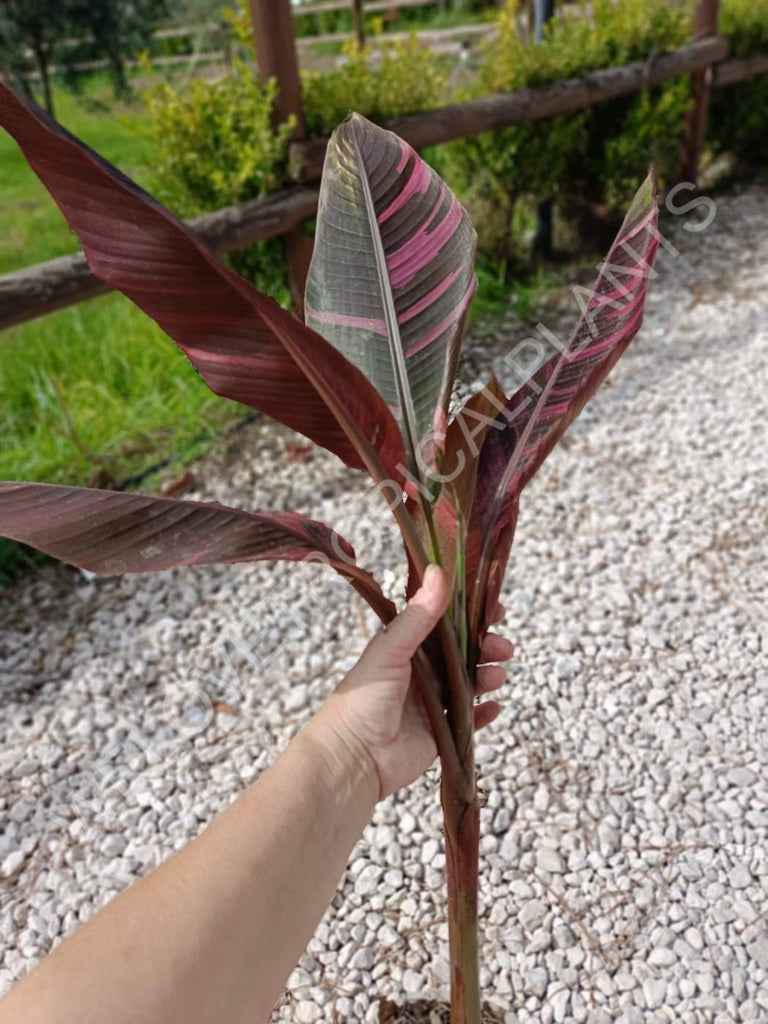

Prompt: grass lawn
[{"left": 0, "top": 79, "right": 242, "bottom": 493}]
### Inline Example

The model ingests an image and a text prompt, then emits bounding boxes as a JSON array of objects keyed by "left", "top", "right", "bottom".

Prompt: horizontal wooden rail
[
  {"left": 713, "top": 50, "right": 768, "bottom": 86},
  {"left": 291, "top": 35, "right": 730, "bottom": 179},
  {"left": 0, "top": 187, "right": 319, "bottom": 331},
  {"left": 294, "top": 0, "right": 437, "bottom": 15},
  {"left": 296, "top": 20, "right": 491, "bottom": 48},
  {"left": 3, "top": 38, "right": 768, "bottom": 334}
]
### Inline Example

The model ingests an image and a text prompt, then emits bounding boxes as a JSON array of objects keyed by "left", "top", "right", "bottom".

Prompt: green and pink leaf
[{"left": 306, "top": 113, "right": 476, "bottom": 454}]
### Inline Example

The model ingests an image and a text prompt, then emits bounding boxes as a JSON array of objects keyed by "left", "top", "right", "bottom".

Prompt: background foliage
[{"left": 709, "top": 0, "right": 768, "bottom": 166}]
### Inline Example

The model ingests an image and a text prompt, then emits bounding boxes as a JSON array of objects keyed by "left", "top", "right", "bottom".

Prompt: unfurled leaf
[
  {"left": 306, "top": 113, "right": 477, "bottom": 465},
  {"left": 0, "top": 483, "right": 391, "bottom": 612},
  {"left": 0, "top": 87, "right": 405, "bottom": 487}
]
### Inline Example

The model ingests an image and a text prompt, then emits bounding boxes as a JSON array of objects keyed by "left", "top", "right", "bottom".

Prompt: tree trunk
[{"left": 32, "top": 42, "right": 54, "bottom": 118}]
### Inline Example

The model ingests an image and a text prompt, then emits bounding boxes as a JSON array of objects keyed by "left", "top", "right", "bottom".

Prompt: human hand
[{"left": 309, "top": 565, "right": 514, "bottom": 801}]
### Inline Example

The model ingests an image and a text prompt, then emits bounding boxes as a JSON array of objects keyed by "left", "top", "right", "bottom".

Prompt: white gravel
[{"left": 1, "top": 183, "right": 767, "bottom": 1023}]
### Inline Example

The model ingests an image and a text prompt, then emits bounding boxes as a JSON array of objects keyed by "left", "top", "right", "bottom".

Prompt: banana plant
[{"left": 0, "top": 86, "right": 659, "bottom": 1023}]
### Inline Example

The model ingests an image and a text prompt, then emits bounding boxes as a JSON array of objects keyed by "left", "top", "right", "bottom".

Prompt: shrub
[
  {"left": 437, "top": 0, "right": 693, "bottom": 262},
  {"left": 302, "top": 34, "right": 449, "bottom": 136},
  {"left": 142, "top": 21, "right": 448, "bottom": 299},
  {"left": 709, "top": 0, "right": 768, "bottom": 167},
  {"left": 143, "top": 60, "right": 295, "bottom": 301}
]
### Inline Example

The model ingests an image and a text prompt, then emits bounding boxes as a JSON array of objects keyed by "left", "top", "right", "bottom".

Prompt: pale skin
[{"left": 0, "top": 565, "right": 513, "bottom": 1024}]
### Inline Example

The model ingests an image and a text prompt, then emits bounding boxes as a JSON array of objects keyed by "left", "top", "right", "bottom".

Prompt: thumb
[{"left": 375, "top": 565, "right": 451, "bottom": 667}]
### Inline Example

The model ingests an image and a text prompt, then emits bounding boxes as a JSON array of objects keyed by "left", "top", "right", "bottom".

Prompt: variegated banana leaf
[{"left": 305, "top": 113, "right": 477, "bottom": 468}]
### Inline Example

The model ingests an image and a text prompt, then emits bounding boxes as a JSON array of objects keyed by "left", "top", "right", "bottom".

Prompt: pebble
[
  {"left": 643, "top": 977, "right": 667, "bottom": 1009},
  {"left": 648, "top": 946, "right": 677, "bottom": 967},
  {"left": 1, "top": 851, "right": 25, "bottom": 878},
  {"left": 525, "top": 966, "right": 548, "bottom": 997},
  {"left": 519, "top": 900, "right": 547, "bottom": 932},
  {"left": 747, "top": 938, "right": 768, "bottom": 971},
  {"left": 726, "top": 767, "right": 757, "bottom": 787},
  {"left": 402, "top": 969, "right": 423, "bottom": 994},
  {"left": 536, "top": 847, "right": 566, "bottom": 874},
  {"left": 294, "top": 1001, "right": 319, "bottom": 1023},
  {"left": 354, "top": 865, "right": 382, "bottom": 897}
]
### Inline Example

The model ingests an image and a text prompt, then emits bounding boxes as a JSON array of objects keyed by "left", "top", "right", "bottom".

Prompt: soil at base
[{"left": 379, "top": 999, "right": 505, "bottom": 1023}]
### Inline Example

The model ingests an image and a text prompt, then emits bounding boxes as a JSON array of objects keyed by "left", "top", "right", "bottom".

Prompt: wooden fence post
[
  {"left": 351, "top": 0, "right": 366, "bottom": 48},
  {"left": 249, "top": 0, "right": 305, "bottom": 136},
  {"left": 249, "top": 0, "right": 313, "bottom": 317},
  {"left": 532, "top": 0, "right": 555, "bottom": 260},
  {"left": 679, "top": 0, "right": 720, "bottom": 184}
]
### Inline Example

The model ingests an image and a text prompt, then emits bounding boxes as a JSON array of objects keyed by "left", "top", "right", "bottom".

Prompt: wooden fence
[
  {"left": 18, "top": 0, "right": 442, "bottom": 77},
  {"left": 1, "top": 0, "right": 766, "bottom": 332}
]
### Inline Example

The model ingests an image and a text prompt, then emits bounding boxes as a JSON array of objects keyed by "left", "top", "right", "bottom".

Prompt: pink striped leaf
[
  {"left": 481, "top": 172, "right": 658, "bottom": 533},
  {"left": 0, "top": 87, "right": 405, "bottom": 488},
  {"left": 0, "top": 483, "right": 393, "bottom": 610},
  {"left": 469, "top": 173, "right": 659, "bottom": 637},
  {"left": 305, "top": 113, "right": 477, "bottom": 467}
]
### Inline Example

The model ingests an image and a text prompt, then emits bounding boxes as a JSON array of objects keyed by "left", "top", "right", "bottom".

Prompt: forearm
[{"left": 0, "top": 711, "right": 378, "bottom": 1024}]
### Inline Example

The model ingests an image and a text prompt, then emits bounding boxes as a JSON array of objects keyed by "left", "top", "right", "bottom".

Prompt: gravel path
[{"left": 1, "top": 183, "right": 767, "bottom": 1024}]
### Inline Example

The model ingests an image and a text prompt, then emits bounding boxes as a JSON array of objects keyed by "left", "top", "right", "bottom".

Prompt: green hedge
[
  {"left": 709, "top": 0, "right": 768, "bottom": 167},
  {"left": 142, "top": 0, "right": 768, "bottom": 289}
]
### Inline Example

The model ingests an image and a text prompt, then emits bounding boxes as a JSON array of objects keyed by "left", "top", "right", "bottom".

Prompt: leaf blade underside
[
  {"left": 0, "top": 87, "right": 405, "bottom": 487},
  {"left": 0, "top": 483, "right": 392, "bottom": 612},
  {"left": 305, "top": 113, "right": 477, "bottom": 455}
]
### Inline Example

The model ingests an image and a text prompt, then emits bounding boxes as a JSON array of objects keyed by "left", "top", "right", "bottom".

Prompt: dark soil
[{"left": 378, "top": 1000, "right": 505, "bottom": 1023}]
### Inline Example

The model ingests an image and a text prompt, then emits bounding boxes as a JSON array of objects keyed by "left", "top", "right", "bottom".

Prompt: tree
[
  {"left": 76, "top": 0, "right": 170, "bottom": 98},
  {"left": 0, "top": 0, "right": 70, "bottom": 117},
  {"left": 0, "top": 0, "right": 168, "bottom": 118}
]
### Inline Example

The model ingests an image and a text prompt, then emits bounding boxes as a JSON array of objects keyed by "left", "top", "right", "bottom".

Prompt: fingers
[
  {"left": 377, "top": 565, "right": 451, "bottom": 665},
  {"left": 476, "top": 631, "right": 514, "bottom": 696},
  {"left": 487, "top": 602, "right": 506, "bottom": 626},
  {"left": 474, "top": 700, "right": 501, "bottom": 731},
  {"left": 476, "top": 664, "right": 506, "bottom": 694},
  {"left": 479, "top": 633, "right": 513, "bottom": 663}
]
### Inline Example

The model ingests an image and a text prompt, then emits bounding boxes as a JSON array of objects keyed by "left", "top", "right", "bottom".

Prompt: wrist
[{"left": 299, "top": 698, "right": 381, "bottom": 811}]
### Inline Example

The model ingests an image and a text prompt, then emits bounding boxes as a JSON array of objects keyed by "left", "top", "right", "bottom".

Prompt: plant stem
[{"left": 442, "top": 752, "right": 481, "bottom": 1024}]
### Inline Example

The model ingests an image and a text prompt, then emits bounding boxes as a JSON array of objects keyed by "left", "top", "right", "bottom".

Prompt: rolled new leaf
[
  {"left": 470, "top": 172, "right": 659, "bottom": 639},
  {"left": 0, "top": 87, "right": 405, "bottom": 488},
  {"left": 482, "top": 172, "right": 659, "bottom": 533},
  {"left": 306, "top": 113, "right": 477, "bottom": 462}
]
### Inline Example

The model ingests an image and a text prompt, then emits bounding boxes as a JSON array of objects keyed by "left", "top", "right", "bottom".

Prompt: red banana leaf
[
  {"left": 305, "top": 113, "right": 477, "bottom": 468},
  {"left": 0, "top": 483, "right": 394, "bottom": 617},
  {"left": 0, "top": 87, "right": 405, "bottom": 488},
  {"left": 404, "top": 379, "right": 509, "bottom": 597}
]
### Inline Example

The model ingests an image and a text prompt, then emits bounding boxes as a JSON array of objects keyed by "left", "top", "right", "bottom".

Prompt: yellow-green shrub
[
  {"left": 302, "top": 34, "right": 449, "bottom": 136},
  {"left": 437, "top": 0, "right": 693, "bottom": 264},
  {"left": 143, "top": 60, "right": 295, "bottom": 300}
]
